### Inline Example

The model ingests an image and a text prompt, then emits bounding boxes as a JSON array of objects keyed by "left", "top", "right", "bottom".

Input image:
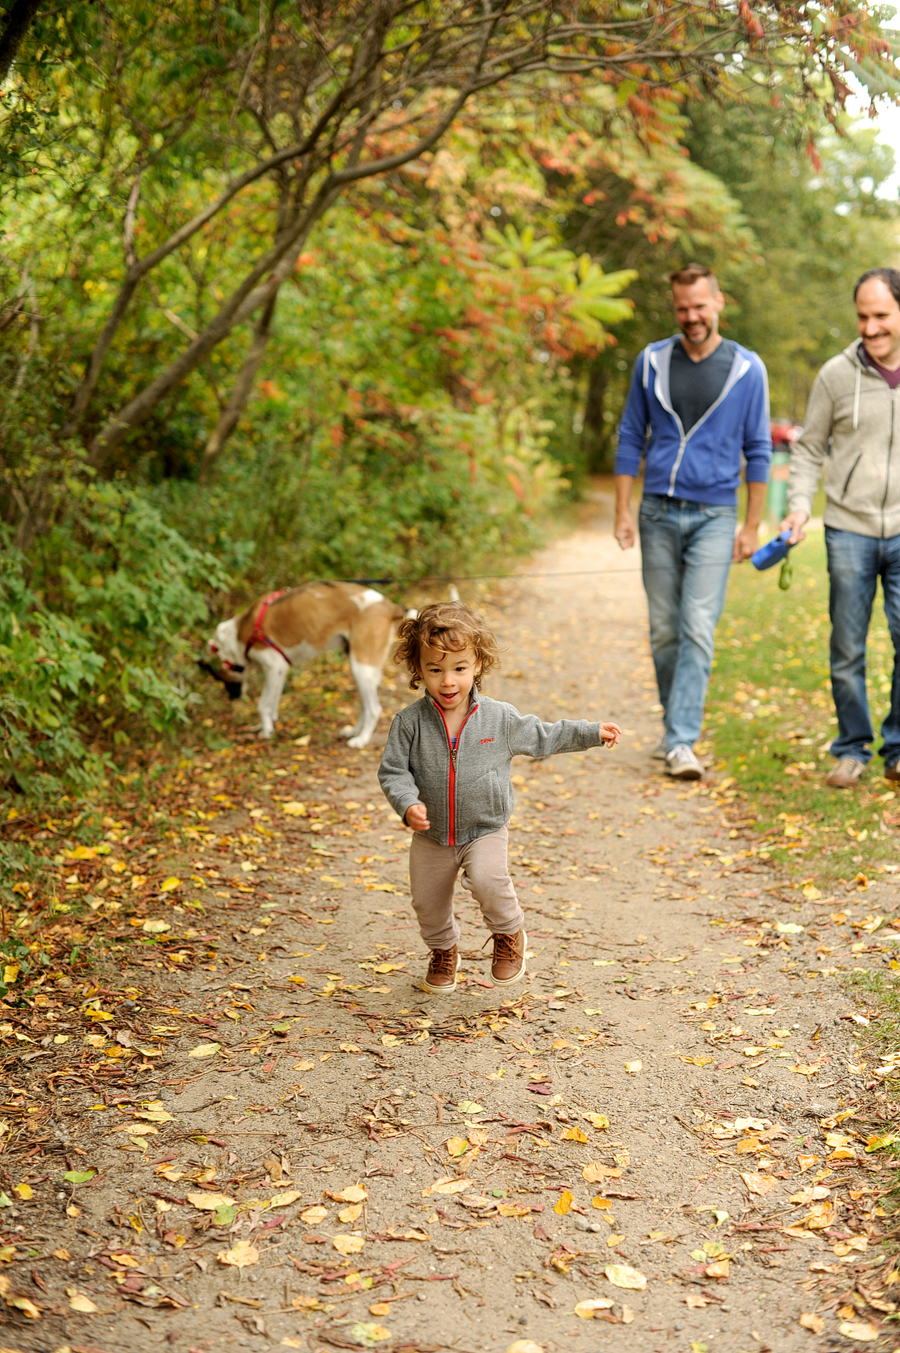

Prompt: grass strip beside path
[{"left": 705, "top": 524, "right": 899, "bottom": 887}]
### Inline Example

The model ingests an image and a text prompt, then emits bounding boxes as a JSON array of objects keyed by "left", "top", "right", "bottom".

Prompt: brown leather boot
[
  {"left": 422, "top": 945, "right": 460, "bottom": 995},
  {"left": 490, "top": 930, "right": 527, "bottom": 986}
]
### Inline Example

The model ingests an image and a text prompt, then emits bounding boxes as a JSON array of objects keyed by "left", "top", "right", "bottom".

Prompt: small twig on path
[{"left": 179, "top": 1096, "right": 226, "bottom": 1113}]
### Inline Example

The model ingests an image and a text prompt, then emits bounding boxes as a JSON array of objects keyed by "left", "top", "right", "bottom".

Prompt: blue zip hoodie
[{"left": 615, "top": 336, "right": 772, "bottom": 505}]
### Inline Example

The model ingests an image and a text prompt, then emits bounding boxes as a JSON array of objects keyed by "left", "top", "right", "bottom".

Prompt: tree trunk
[
  {"left": 199, "top": 288, "right": 279, "bottom": 481},
  {"left": 0, "top": 0, "right": 42, "bottom": 84},
  {"left": 582, "top": 360, "right": 614, "bottom": 473}
]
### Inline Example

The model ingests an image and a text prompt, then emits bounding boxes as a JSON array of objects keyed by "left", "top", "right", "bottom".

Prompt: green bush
[
  {"left": 0, "top": 482, "right": 228, "bottom": 794},
  {"left": 158, "top": 398, "right": 562, "bottom": 592}
]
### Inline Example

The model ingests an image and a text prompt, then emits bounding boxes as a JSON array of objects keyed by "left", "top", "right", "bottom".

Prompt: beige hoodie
[{"left": 788, "top": 340, "right": 900, "bottom": 538}]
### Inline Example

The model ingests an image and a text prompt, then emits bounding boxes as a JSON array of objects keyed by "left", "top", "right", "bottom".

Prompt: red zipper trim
[{"left": 434, "top": 701, "right": 478, "bottom": 846}]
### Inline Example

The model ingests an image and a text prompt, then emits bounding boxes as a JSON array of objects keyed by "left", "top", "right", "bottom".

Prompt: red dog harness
[{"left": 244, "top": 590, "right": 293, "bottom": 665}]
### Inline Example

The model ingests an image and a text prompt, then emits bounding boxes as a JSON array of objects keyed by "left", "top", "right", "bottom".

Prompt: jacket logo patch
[{"left": 480, "top": 737, "right": 494, "bottom": 744}]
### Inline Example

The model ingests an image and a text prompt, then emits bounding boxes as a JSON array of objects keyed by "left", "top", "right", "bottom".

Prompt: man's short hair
[
  {"left": 669, "top": 263, "right": 719, "bottom": 294},
  {"left": 854, "top": 267, "right": 900, "bottom": 306}
]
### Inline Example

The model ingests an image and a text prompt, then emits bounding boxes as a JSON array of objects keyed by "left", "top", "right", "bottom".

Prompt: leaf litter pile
[{"left": 3, "top": 527, "right": 900, "bottom": 1352}]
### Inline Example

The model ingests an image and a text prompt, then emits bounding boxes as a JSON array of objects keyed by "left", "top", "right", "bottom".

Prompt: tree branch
[{"left": 198, "top": 287, "right": 279, "bottom": 481}]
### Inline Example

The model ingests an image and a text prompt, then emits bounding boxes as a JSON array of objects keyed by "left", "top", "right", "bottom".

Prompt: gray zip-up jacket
[
  {"left": 378, "top": 688, "right": 603, "bottom": 847},
  {"left": 788, "top": 340, "right": 900, "bottom": 538}
]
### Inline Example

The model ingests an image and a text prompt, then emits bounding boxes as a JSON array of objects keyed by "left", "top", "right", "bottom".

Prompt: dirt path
[{"left": 3, "top": 493, "right": 898, "bottom": 1353}]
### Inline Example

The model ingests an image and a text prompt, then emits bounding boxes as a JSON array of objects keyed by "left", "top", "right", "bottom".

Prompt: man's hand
[
  {"left": 614, "top": 473, "right": 636, "bottom": 550},
  {"left": 732, "top": 521, "right": 759, "bottom": 563},
  {"left": 405, "top": 803, "right": 430, "bottom": 832},
  {"left": 733, "top": 480, "right": 766, "bottom": 562},
  {"left": 615, "top": 508, "right": 636, "bottom": 551},
  {"left": 781, "top": 508, "right": 809, "bottom": 545},
  {"left": 599, "top": 722, "right": 622, "bottom": 747}
]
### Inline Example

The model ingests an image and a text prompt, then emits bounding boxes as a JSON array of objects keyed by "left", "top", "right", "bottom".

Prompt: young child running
[{"left": 378, "top": 602, "right": 621, "bottom": 995}]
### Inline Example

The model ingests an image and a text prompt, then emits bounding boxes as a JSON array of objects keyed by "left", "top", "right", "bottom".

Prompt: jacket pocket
[
  {"left": 841, "top": 453, "right": 863, "bottom": 500},
  {"left": 483, "top": 770, "right": 509, "bottom": 819},
  {"left": 639, "top": 495, "right": 666, "bottom": 523}
]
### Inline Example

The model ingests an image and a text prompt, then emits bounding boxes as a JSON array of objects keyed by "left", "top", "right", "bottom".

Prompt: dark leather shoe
[
  {"left": 422, "top": 946, "right": 460, "bottom": 995},
  {"left": 490, "top": 930, "right": 527, "bottom": 986}
]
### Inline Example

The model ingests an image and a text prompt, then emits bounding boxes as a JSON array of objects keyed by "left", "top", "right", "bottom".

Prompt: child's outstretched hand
[
  {"left": 405, "top": 803, "right": 431, "bottom": 832},
  {"left": 599, "top": 722, "right": 622, "bottom": 747}
]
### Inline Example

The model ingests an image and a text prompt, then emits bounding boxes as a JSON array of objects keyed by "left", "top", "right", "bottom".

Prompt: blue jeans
[
  {"left": 825, "top": 526, "right": 900, "bottom": 766},
  {"left": 639, "top": 495, "right": 736, "bottom": 750}
]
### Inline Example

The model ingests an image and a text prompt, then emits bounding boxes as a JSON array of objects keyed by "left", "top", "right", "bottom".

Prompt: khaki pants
[{"left": 409, "top": 826, "right": 524, "bottom": 951}]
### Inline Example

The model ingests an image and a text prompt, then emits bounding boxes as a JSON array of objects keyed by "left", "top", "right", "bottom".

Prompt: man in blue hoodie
[{"left": 615, "top": 263, "right": 772, "bottom": 780}]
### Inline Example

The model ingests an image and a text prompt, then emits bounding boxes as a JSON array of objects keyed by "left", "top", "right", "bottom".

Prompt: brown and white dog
[{"left": 207, "top": 582, "right": 407, "bottom": 746}]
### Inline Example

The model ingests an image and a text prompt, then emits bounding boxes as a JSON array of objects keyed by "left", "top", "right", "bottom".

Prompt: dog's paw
[
  {"left": 257, "top": 728, "right": 275, "bottom": 740},
  {"left": 338, "top": 725, "right": 356, "bottom": 740},
  {"left": 346, "top": 734, "right": 370, "bottom": 749}
]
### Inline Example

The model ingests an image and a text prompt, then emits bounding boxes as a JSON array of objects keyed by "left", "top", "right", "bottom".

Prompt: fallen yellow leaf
[
  {"left": 496, "top": 1203, "right": 531, "bottom": 1217},
  {"left": 574, "top": 1297, "right": 615, "bottom": 1318},
  {"left": 333, "top": 1233, "right": 365, "bottom": 1255},
  {"left": 67, "top": 1286, "right": 98, "bottom": 1313},
  {"left": 423, "top": 1177, "right": 471, "bottom": 1196},
  {"left": 267, "top": 1190, "right": 302, "bottom": 1208},
  {"left": 838, "top": 1321, "right": 879, "bottom": 1343},
  {"left": 187, "top": 1042, "right": 221, "bottom": 1058},
  {"left": 336, "top": 1185, "right": 368, "bottom": 1203},
  {"left": 741, "top": 1173, "right": 777, "bottom": 1197},
  {"left": 553, "top": 1189, "right": 573, "bottom": 1215},
  {"left": 160, "top": 877, "right": 182, "bottom": 892},
  {"left": 605, "top": 1263, "right": 647, "bottom": 1291},
  {"left": 217, "top": 1240, "right": 259, "bottom": 1268},
  {"left": 799, "top": 1313, "right": 825, "bottom": 1334},
  {"left": 583, "top": 1162, "right": 623, "bottom": 1182},
  {"left": 186, "top": 1192, "right": 236, "bottom": 1210},
  {"left": 583, "top": 1113, "right": 609, "bottom": 1130},
  {"left": 300, "top": 1205, "right": 328, "bottom": 1225}
]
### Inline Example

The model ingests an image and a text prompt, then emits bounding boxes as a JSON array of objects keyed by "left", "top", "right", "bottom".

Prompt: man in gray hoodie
[{"left": 784, "top": 267, "right": 900, "bottom": 788}]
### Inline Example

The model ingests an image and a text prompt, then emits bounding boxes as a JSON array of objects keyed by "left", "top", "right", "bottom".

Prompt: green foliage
[
  {"left": 683, "top": 107, "right": 900, "bottom": 421},
  {"left": 0, "top": 482, "right": 228, "bottom": 794},
  {"left": 562, "top": 96, "right": 900, "bottom": 468},
  {"left": 0, "top": 935, "right": 33, "bottom": 998}
]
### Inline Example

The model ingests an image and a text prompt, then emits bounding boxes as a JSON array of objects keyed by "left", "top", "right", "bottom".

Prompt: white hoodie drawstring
[{"left": 853, "top": 362, "right": 861, "bottom": 430}]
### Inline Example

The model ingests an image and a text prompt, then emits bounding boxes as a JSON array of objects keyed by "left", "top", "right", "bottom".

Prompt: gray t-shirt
[{"left": 669, "top": 338, "right": 736, "bottom": 434}]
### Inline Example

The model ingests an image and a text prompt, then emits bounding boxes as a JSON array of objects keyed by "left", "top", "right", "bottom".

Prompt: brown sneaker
[
  {"left": 422, "top": 946, "right": 460, "bottom": 995},
  {"left": 490, "top": 930, "right": 527, "bottom": 986},
  {"left": 825, "top": 757, "right": 866, "bottom": 788}
]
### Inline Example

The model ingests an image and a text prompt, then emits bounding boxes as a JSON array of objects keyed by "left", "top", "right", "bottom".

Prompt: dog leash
[{"left": 345, "top": 563, "right": 756, "bottom": 586}]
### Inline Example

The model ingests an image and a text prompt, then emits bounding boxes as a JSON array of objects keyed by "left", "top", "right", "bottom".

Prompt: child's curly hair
[{"left": 394, "top": 602, "right": 500, "bottom": 690}]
